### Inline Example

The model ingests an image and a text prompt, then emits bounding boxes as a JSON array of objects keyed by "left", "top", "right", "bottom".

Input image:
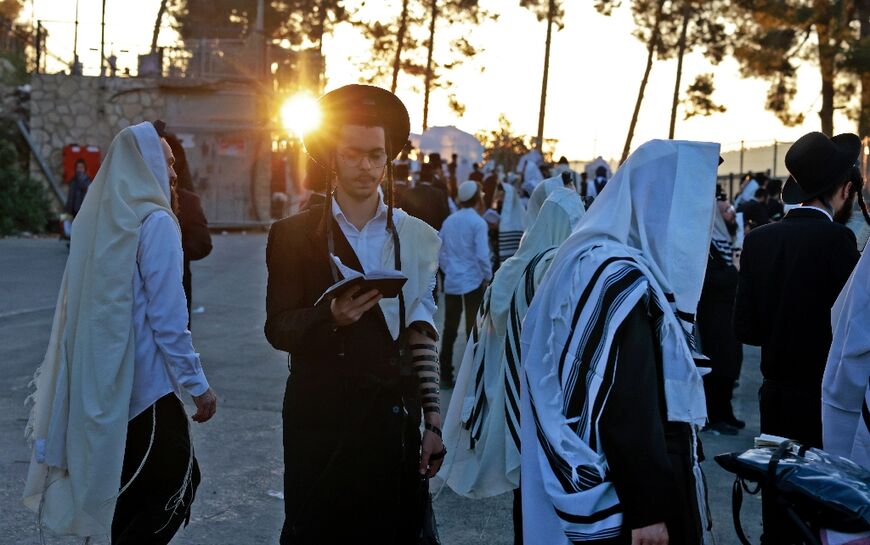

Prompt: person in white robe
[
  {"left": 821, "top": 245, "right": 870, "bottom": 545},
  {"left": 23, "top": 122, "right": 216, "bottom": 542},
  {"left": 441, "top": 188, "right": 585, "bottom": 499},
  {"left": 824, "top": 245, "right": 870, "bottom": 470},
  {"left": 498, "top": 179, "right": 526, "bottom": 264},
  {"left": 520, "top": 139, "right": 719, "bottom": 545}
]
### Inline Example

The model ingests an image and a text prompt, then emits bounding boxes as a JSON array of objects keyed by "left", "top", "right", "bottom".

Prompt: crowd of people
[{"left": 20, "top": 83, "right": 870, "bottom": 545}]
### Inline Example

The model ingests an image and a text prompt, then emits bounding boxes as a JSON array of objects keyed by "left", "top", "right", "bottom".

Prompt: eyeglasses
[{"left": 337, "top": 149, "right": 389, "bottom": 169}]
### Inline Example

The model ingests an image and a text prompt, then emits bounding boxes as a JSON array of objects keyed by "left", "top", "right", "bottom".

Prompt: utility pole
[
  {"left": 99, "top": 0, "right": 107, "bottom": 77},
  {"left": 72, "top": 0, "right": 80, "bottom": 74}
]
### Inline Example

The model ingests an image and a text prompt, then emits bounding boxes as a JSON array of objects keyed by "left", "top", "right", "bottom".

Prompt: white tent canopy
[
  {"left": 410, "top": 126, "right": 484, "bottom": 184},
  {"left": 584, "top": 156, "right": 613, "bottom": 180}
]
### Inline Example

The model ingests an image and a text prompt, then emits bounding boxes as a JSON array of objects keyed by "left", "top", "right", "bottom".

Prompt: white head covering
[
  {"left": 458, "top": 180, "right": 480, "bottom": 203},
  {"left": 491, "top": 188, "right": 584, "bottom": 337},
  {"left": 823, "top": 249, "right": 870, "bottom": 469},
  {"left": 524, "top": 175, "right": 565, "bottom": 228},
  {"left": 498, "top": 181, "right": 524, "bottom": 233},
  {"left": 563, "top": 140, "right": 720, "bottom": 317},
  {"left": 24, "top": 122, "right": 174, "bottom": 536}
]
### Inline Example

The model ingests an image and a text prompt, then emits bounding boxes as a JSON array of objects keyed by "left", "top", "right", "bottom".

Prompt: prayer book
[
  {"left": 315, "top": 255, "right": 407, "bottom": 305},
  {"left": 754, "top": 434, "right": 792, "bottom": 447}
]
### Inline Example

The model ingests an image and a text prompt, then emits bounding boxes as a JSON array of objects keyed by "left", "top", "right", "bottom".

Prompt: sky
[{"left": 23, "top": 0, "right": 857, "bottom": 163}]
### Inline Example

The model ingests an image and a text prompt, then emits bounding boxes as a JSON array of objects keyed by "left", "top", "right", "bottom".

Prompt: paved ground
[{"left": 0, "top": 233, "right": 762, "bottom": 544}]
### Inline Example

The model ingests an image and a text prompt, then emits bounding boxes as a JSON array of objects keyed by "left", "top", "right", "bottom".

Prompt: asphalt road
[{"left": 0, "top": 233, "right": 762, "bottom": 544}]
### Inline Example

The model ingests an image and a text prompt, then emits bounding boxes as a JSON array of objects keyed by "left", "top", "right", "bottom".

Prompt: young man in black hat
[
  {"left": 265, "top": 85, "right": 446, "bottom": 544},
  {"left": 734, "top": 131, "right": 864, "bottom": 544}
]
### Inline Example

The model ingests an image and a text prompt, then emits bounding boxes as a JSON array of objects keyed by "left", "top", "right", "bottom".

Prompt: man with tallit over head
[
  {"left": 521, "top": 140, "right": 720, "bottom": 545},
  {"left": 23, "top": 121, "right": 216, "bottom": 544},
  {"left": 442, "top": 188, "right": 584, "bottom": 542}
]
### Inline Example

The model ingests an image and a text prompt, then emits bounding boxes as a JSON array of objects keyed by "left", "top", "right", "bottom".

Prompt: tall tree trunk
[
  {"left": 316, "top": 0, "right": 327, "bottom": 89},
  {"left": 668, "top": 1, "right": 691, "bottom": 139},
  {"left": 391, "top": 0, "right": 410, "bottom": 94},
  {"left": 536, "top": 0, "right": 556, "bottom": 151},
  {"left": 151, "top": 0, "right": 168, "bottom": 54},
  {"left": 316, "top": 0, "right": 327, "bottom": 58},
  {"left": 816, "top": 14, "right": 836, "bottom": 136},
  {"left": 620, "top": 0, "right": 665, "bottom": 165},
  {"left": 858, "top": 0, "right": 870, "bottom": 136},
  {"left": 422, "top": 0, "right": 438, "bottom": 132}
]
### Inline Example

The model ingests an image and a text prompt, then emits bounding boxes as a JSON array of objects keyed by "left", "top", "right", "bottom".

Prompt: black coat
[
  {"left": 177, "top": 188, "right": 212, "bottom": 324},
  {"left": 734, "top": 207, "right": 859, "bottom": 389},
  {"left": 399, "top": 183, "right": 451, "bottom": 231},
  {"left": 300, "top": 192, "right": 326, "bottom": 212},
  {"left": 265, "top": 206, "right": 423, "bottom": 543}
]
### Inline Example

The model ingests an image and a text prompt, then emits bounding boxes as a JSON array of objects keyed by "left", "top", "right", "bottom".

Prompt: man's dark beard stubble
[{"left": 834, "top": 193, "right": 856, "bottom": 225}]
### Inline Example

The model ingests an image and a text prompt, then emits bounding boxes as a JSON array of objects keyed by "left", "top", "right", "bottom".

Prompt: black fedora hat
[
  {"left": 303, "top": 84, "right": 410, "bottom": 169},
  {"left": 782, "top": 131, "right": 861, "bottom": 205}
]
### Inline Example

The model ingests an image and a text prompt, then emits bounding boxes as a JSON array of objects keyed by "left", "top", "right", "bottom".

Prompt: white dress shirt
[
  {"left": 798, "top": 204, "right": 833, "bottom": 221},
  {"left": 439, "top": 207, "right": 492, "bottom": 295},
  {"left": 130, "top": 210, "right": 209, "bottom": 419},
  {"left": 331, "top": 193, "right": 437, "bottom": 329}
]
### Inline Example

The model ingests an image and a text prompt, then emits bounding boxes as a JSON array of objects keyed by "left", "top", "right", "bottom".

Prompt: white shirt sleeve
[
  {"left": 139, "top": 213, "right": 210, "bottom": 397},
  {"left": 476, "top": 218, "right": 493, "bottom": 282},
  {"left": 408, "top": 270, "right": 438, "bottom": 332}
]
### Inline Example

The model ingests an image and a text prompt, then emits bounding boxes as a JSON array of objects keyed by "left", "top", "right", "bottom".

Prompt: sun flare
[{"left": 280, "top": 93, "right": 321, "bottom": 137}]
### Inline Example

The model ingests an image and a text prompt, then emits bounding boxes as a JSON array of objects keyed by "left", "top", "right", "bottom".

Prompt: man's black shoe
[{"left": 724, "top": 415, "right": 746, "bottom": 429}]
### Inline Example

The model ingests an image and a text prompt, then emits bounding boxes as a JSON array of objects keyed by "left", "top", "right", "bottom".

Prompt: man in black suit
[
  {"left": 264, "top": 85, "right": 446, "bottom": 544},
  {"left": 399, "top": 175, "right": 451, "bottom": 231},
  {"left": 734, "top": 131, "right": 862, "bottom": 545}
]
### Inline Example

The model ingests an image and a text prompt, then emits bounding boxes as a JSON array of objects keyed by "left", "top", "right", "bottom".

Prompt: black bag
[{"left": 716, "top": 441, "right": 870, "bottom": 545}]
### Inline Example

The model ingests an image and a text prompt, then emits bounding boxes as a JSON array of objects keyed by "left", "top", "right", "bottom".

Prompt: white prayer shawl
[
  {"left": 823, "top": 248, "right": 870, "bottom": 470},
  {"left": 520, "top": 140, "right": 719, "bottom": 544},
  {"left": 733, "top": 178, "right": 758, "bottom": 208},
  {"left": 441, "top": 189, "right": 584, "bottom": 498},
  {"left": 23, "top": 123, "right": 174, "bottom": 537},
  {"left": 525, "top": 176, "right": 566, "bottom": 228},
  {"left": 378, "top": 212, "right": 442, "bottom": 340},
  {"left": 498, "top": 182, "right": 525, "bottom": 264}
]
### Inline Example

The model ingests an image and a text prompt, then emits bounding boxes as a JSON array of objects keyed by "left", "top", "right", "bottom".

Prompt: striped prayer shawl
[
  {"left": 523, "top": 252, "right": 707, "bottom": 543},
  {"left": 499, "top": 230, "right": 523, "bottom": 264},
  {"left": 504, "top": 248, "right": 557, "bottom": 458}
]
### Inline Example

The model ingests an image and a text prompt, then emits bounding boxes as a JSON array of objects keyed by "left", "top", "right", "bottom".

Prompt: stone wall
[
  {"left": 29, "top": 74, "right": 165, "bottom": 184},
  {"left": 28, "top": 73, "right": 272, "bottom": 225}
]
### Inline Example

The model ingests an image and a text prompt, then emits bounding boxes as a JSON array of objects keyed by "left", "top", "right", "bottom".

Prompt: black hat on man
[
  {"left": 303, "top": 84, "right": 410, "bottom": 169},
  {"left": 782, "top": 131, "right": 861, "bottom": 205}
]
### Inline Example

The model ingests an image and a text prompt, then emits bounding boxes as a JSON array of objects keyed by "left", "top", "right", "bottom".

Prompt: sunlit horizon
[{"left": 21, "top": 0, "right": 859, "bottom": 163}]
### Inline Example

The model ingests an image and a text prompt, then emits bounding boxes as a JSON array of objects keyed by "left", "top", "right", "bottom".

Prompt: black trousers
[
  {"left": 281, "top": 374, "right": 424, "bottom": 545},
  {"left": 440, "top": 285, "right": 485, "bottom": 381},
  {"left": 112, "top": 393, "right": 200, "bottom": 545},
  {"left": 759, "top": 380, "right": 821, "bottom": 545},
  {"left": 703, "top": 374, "right": 737, "bottom": 424}
]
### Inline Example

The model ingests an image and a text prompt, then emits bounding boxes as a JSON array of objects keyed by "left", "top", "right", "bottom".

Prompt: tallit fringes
[
  {"left": 156, "top": 417, "right": 196, "bottom": 534},
  {"left": 116, "top": 404, "right": 157, "bottom": 499}
]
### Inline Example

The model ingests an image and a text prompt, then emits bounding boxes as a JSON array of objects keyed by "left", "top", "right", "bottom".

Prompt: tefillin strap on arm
[{"left": 410, "top": 342, "right": 441, "bottom": 416}]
